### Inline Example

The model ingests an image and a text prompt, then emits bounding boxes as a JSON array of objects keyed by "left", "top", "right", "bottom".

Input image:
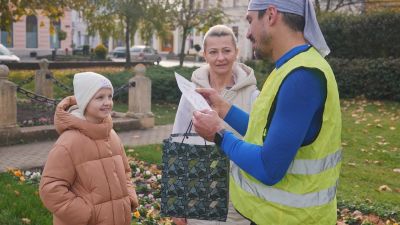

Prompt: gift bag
[{"left": 160, "top": 132, "right": 229, "bottom": 221}]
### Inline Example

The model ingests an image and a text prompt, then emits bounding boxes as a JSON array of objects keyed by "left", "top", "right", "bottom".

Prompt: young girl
[{"left": 39, "top": 72, "right": 138, "bottom": 225}]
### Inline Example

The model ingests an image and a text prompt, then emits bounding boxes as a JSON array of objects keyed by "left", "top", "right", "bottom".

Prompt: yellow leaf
[
  {"left": 378, "top": 185, "right": 392, "bottom": 192},
  {"left": 14, "top": 190, "right": 20, "bottom": 196},
  {"left": 21, "top": 218, "right": 31, "bottom": 224}
]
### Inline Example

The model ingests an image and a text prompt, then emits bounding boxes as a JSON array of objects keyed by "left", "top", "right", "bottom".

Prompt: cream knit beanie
[{"left": 73, "top": 72, "right": 113, "bottom": 117}]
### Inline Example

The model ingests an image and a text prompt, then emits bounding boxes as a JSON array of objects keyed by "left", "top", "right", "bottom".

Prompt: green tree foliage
[
  {"left": 0, "top": 0, "right": 85, "bottom": 31},
  {"left": 169, "top": 0, "right": 228, "bottom": 67},
  {"left": 78, "top": 0, "right": 169, "bottom": 69}
]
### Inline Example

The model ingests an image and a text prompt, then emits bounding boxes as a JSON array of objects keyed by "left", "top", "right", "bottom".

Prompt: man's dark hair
[
  {"left": 281, "top": 12, "right": 305, "bottom": 32},
  {"left": 257, "top": 9, "right": 305, "bottom": 32}
]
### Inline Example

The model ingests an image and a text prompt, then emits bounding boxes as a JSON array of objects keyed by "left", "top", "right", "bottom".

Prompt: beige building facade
[{"left": 1, "top": 11, "right": 73, "bottom": 57}]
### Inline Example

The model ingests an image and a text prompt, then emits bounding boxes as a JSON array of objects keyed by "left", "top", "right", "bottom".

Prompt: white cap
[{"left": 73, "top": 72, "right": 113, "bottom": 117}]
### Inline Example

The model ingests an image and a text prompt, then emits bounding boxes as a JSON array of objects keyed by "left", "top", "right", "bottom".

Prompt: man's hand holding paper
[{"left": 174, "top": 72, "right": 211, "bottom": 111}]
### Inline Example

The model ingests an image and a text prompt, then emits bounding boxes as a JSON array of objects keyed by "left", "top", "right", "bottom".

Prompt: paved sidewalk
[{"left": 0, "top": 124, "right": 173, "bottom": 172}]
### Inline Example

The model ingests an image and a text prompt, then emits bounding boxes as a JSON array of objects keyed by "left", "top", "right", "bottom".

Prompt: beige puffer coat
[{"left": 39, "top": 96, "right": 138, "bottom": 225}]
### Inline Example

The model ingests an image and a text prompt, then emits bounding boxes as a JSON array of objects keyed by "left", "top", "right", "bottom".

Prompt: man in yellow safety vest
[{"left": 192, "top": 0, "right": 342, "bottom": 224}]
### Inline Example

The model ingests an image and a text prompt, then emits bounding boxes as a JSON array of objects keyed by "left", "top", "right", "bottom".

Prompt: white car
[{"left": 0, "top": 44, "right": 20, "bottom": 63}]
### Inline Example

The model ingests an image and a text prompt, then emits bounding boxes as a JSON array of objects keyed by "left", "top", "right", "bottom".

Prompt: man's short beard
[{"left": 253, "top": 48, "right": 265, "bottom": 59}]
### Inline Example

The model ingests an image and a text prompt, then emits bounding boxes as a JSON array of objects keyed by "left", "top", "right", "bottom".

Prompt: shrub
[
  {"left": 244, "top": 58, "right": 400, "bottom": 102},
  {"left": 82, "top": 45, "right": 90, "bottom": 56},
  {"left": 319, "top": 11, "right": 400, "bottom": 58},
  {"left": 94, "top": 44, "right": 108, "bottom": 60},
  {"left": 103, "top": 65, "right": 197, "bottom": 104},
  {"left": 330, "top": 57, "right": 400, "bottom": 101}
]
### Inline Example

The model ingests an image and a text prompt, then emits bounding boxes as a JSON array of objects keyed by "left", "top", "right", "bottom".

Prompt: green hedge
[
  {"left": 330, "top": 58, "right": 400, "bottom": 101},
  {"left": 104, "top": 65, "right": 196, "bottom": 104},
  {"left": 244, "top": 58, "right": 400, "bottom": 102},
  {"left": 319, "top": 12, "right": 400, "bottom": 58}
]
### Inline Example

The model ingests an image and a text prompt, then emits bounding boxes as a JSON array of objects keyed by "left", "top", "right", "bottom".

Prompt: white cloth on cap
[
  {"left": 248, "top": 0, "right": 330, "bottom": 57},
  {"left": 72, "top": 72, "right": 113, "bottom": 118}
]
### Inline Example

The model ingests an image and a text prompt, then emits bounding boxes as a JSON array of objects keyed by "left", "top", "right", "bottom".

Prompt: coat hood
[
  {"left": 191, "top": 62, "right": 257, "bottom": 91},
  {"left": 54, "top": 96, "right": 113, "bottom": 140}
]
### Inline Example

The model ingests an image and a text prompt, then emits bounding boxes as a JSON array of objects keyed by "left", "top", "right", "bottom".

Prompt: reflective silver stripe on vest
[
  {"left": 231, "top": 164, "right": 338, "bottom": 208},
  {"left": 287, "top": 149, "right": 342, "bottom": 175}
]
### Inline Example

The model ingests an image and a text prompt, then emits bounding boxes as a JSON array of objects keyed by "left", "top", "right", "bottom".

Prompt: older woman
[{"left": 172, "top": 25, "right": 259, "bottom": 225}]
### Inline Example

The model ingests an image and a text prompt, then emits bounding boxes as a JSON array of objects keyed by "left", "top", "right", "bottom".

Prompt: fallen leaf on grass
[
  {"left": 14, "top": 190, "right": 20, "bottom": 196},
  {"left": 390, "top": 127, "right": 396, "bottom": 130},
  {"left": 378, "top": 185, "right": 392, "bottom": 192},
  {"left": 127, "top": 149, "right": 135, "bottom": 153},
  {"left": 21, "top": 218, "right": 31, "bottom": 224},
  {"left": 348, "top": 162, "right": 357, "bottom": 166},
  {"left": 394, "top": 168, "right": 400, "bottom": 173}
]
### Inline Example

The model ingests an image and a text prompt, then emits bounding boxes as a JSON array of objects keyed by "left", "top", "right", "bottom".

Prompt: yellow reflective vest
[{"left": 230, "top": 47, "right": 342, "bottom": 225}]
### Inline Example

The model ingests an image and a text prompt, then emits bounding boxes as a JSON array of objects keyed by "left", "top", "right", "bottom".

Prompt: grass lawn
[
  {"left": 0, "top": 173, "right": 52, "bottom": 225},
  {"left": 113, "top": 102, "right": 177, "bottom": 125},
  {"left": 338, "top": 99, "right": 400, "bottom": 219},
  {"left": 126, "top": 144, "right": 162, "bottom": 165},
  {"left": 0, "top": 98, "right": 399, "bottom": 224}
]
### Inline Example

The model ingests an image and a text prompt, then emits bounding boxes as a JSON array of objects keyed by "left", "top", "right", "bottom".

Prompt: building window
[
  {"left": 77, "top": 31, "right": 81, "bottom": 46},
  {"left": 50, "top": 20, "right": 61, "bottom": 49},
  {"left": 1, "top": 25, "right": 13, "bottom": 47},
  {"left": 26, "top": 15, "right": 38, "bottom": 48}
]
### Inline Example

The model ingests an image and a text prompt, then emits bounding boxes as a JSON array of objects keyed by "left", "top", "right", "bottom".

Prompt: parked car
[
  {"left": 110, "top": 45, "right": 162, "bottom": 64},
  {"left": 0, "top": 44, "right": 20, "bottom": 63},
  {"left": 111, "top": 46, "right": 127, "bottom": 58},
  {"left": 130, "top": 45, "right": 161, "bottom": 64}
]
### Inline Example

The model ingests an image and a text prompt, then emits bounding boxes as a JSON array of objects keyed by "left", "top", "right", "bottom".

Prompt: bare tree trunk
[
  {"left": 125, "top": 17, "right": 132, "bottom": 69},
  {"left": 179, "top": 28, "right": 188, "bottom": 67},
  {"left": 325, "top": 0, "right": 332, "bottom": 11},
  {"left": 315, "top": 0, "right": 321, "bottom": 15}
]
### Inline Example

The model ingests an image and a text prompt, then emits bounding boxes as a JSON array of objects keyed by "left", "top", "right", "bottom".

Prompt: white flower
[
  {"left": 25, "top": 171, "right": 32, "bottom": 177},
  {"left": 148, "top": 176, "right": 157, "bottom": 182},
  {"left": 145, "top": 171, "right": 151, "bottom": 176},
  {"left": 156, "top": 174, "right": 162, "bottom": 180},
  {"left": 136, "top": 168, "right": 141, "bottom": 173},
  {"left": 148, "top": 194, "right": 154, "bottom": 199},
  {"left": 30, "top": 172, "right": 41, "bottom": 180}
]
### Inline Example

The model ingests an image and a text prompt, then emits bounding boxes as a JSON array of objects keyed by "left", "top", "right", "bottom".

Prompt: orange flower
[
  {"left": 13, "top": 170, "right": 23, "bottom": 177},
  {"left": 133, "top": 210, "right": 140, "bottom": 219}
]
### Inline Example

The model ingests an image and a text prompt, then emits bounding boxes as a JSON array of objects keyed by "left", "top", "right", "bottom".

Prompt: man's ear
[{"left": 267, "top": 5, "right": 279, "bottom": 25}]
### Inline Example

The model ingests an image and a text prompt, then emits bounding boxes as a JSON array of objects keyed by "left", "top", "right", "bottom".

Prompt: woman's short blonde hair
[{"left": 203, "top": 25, "right": 237, "bottom": 49}]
